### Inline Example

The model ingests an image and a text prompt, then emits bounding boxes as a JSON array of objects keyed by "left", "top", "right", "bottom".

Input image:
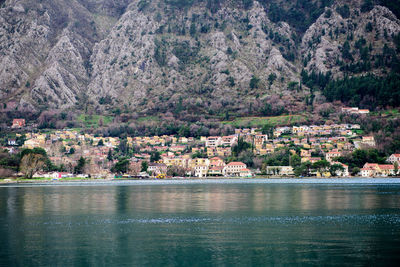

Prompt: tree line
[{"left": 0, "top": 148, "right": 87, "bottom": 179}]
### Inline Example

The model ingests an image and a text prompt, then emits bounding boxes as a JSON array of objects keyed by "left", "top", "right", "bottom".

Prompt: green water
[{"left": 1, "top": 182, "right": 400, "bottom": 266}]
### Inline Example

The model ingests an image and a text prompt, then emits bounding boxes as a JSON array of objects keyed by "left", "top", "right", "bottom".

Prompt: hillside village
[{"left": 1, "top": 121, "right": 399, "bottom": 179}]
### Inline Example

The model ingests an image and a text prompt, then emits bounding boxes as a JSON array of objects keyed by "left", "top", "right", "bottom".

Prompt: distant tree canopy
[
  {"left": 150, "top": 151, "right": 161, "bottom": 162},
  {"left": 337, "top": 149, "right": 386, "bottom": 171},
  {"left": 107, "top": 149, "right": 113, "bottom": 161},
  {"left": 74, "top": 157, "right": 87, "bottom": 174},
  {"left": 111, "top": 158, "right": 129, "bottom": 174},
  {"left": 301, "top": 69, "right": 332, "bottom": 90},
  {"left": 301, "top": 66, "right": 400, "bottom": 109},
  {"left": 250, "top": 75, "right": 260, "bottom": 89},
  {"left": 232, "top": 137, "right": 251, "bottom": 157},
  {"left": 0, "top": 149, "right": 20, "bottom": 173},
  {"left": 264, "top": 0, "right": 334, "bottom": 33},
  {"left": 330, "top": 163, "right": 345, "bottom": 176},
  {"left": 361, "top": 0, "right": 374, "bottom": 13},
  {"left": 268, "top": 73, "right": 277, "bottom": 86},
  {"left": 323, "top": 73, "right": 400, "bottom": 109},
  {"left": 336, "top": 4, "right": 350, "bottom": 18},
  {"left": 172, "top": 41, "right": 199, "bottom": 66},
  {"left": 141, "top": 161, "right": 148, "bottom": 172},
  {"left": 165, "top": 0, "right": 195, "bottom": 9},
  {"left": 263, "top": 149, "right": 290, "bottom": 167}
]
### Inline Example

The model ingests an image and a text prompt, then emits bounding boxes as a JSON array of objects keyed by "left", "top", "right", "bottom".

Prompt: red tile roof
[
  {"left": 378, "top": 164, "right": 394, "bottom": 170},
  {"left": 227, "top": 162, "right": 246, "bottom": 166}
]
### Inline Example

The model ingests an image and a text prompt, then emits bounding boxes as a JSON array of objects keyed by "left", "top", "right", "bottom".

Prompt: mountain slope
[
  {"left": 0, "top": 0, "right": 399, "bottom": 118},
  {"left": 0, "top": 0, "right": 130, "bottom": 110}
]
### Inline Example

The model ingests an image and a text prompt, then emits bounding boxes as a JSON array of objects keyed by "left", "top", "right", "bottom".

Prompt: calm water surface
[{"left": 1, "top": 180, "right": 400, "bottom": 266}]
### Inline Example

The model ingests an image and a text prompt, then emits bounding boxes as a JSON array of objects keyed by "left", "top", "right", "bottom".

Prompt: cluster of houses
[
  {"left": 2, "top": 121, "right": 399, "bottom": 178},
  {"left": 148, "top": 159, "right": 251, "bottom": 178},
  {"left": 359, "top": 154, "right": 400, "bottom": 177},
  {"left": 360, "top": 163, "right": 397, "bottom": 177},
  {"left": 274, "top": 123, "right": 361, "bottom": 137}
]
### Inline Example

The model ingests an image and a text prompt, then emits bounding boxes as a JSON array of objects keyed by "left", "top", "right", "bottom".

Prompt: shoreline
[{"left": 1, "top": 177, "right": 400, "bottom": 186}]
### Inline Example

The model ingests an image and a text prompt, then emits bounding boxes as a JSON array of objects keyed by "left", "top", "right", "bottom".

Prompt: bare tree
[
  {"left": 20, "top": 154, "right": 46, "bottom": 178},
  {"left": 129, "top": 161, "right": 142, "bottom": 176},
  {"left": 167, "top": 165, "right": 186, "bottom": 177}
]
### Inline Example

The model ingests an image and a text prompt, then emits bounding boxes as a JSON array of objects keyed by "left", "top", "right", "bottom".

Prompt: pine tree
[{"left": 107, "top": 149, "right": 113, "bottom": 161}]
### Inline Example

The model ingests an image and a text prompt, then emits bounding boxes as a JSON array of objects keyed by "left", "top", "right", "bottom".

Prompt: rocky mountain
[{"left": 1, "top": 0, "right": 400, "bottom": 118}]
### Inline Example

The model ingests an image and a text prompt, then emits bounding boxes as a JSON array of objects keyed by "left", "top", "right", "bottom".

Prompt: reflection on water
[
  {"left": 2, "top": 184, "right": 399, "bottom": 214},
  {"left": 1, "top": 183, "right": 400, "bottom": 265}
]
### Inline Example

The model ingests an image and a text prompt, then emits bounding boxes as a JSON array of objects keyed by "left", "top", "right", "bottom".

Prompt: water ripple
[{"left": 26, "top": 214, "right": 400, "bottom": 227}]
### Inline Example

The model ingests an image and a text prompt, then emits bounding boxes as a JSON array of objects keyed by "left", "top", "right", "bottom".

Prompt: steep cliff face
[
  {"left": 88, "top": 0, "right": 300, "bottom": 114},
  {"left": 0, "top": 0, "right": 399, "bottom": 115},
  {"left": 0, "top": 0, "right": 130, "bottom": 110}
]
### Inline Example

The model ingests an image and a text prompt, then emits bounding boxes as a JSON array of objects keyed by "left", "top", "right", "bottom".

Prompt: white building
[
  {"left": 325, "top": 151, "right": 342, "bottom": 163},
  {"left": 266, "top": 166, "right": 294, "bottom": 176},
  {"left": 360, "top": 167, "right": 374, "bottom": 177},
  {"left": 7, "top": 139, "right": 17, "bottom": 146},
  {"left": 206, "top": 136, "right": 222, "bottom": 147},
  {"left": 361, "top": 136, "right": 376, "bottom": 147},
  {"left": 388, "top": 154, "right": 400, "bottom": 164},
  {"left": 194, "top": 165, "right": 208, "bottom": 178},
  {"left": 224, "top": 162, "right": 247, "bottom": 176}
]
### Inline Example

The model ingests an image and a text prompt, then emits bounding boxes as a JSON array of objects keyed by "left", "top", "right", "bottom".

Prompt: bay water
[{"left": 1, "top": 179, "right": 400, "bottom": 266}]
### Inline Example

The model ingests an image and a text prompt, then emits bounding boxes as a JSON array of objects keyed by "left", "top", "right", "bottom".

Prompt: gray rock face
[
  {"left": 30, "top": 33, "right": 90, "bottom": 108},
  {"left": 0, "top": 0, "right": 399, "bottom": 114},
  {"left": 87, "top": 0, "right": 301, "bottom": 111},
  {"left": 0, "top": 0, "right": 131, "bottom": 110}
]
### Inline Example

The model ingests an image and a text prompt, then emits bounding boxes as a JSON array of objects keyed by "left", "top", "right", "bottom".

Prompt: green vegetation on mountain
[
  {"left": 301, "top": 31, "right": 400, "bottom": 109},
  {"left": 323, "top": 73, "right": 400, "bottom": 108}
]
